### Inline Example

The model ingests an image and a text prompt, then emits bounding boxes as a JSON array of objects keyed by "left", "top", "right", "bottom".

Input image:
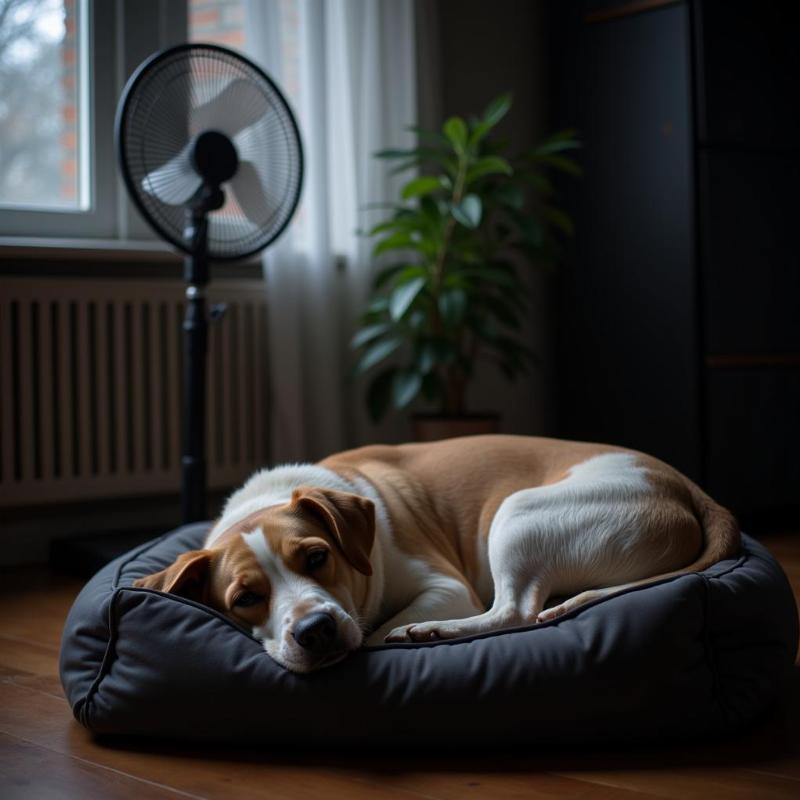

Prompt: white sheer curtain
[{"left": 244, "top": 0, "right": 416, "bottom": 464}]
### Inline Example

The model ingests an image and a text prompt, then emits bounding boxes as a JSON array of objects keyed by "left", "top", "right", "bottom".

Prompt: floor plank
[
  {"left": 0, "top": 533, "right": 798, "bottom": 800},
  {"left": 0, "top": 634, "right": 62, "bottom": 677},
  {"left": 0, "top": 684, "right": 446, "bottom": 800},
  {"left": 0, "top": 732, "right": 194, "bottom": 800},
  {"left": 555, "top": 764, "right": 800, "bottom": 800}
]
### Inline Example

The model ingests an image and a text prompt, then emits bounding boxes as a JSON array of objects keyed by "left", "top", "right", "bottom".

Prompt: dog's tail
[{"left": 681, "top": 478, "right": 741, "bottom": 572}]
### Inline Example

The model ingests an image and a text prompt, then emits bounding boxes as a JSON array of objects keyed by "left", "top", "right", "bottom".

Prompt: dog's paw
[
  {"left": 385, "top": 622, "right": 447, "bottom": 643},
  {"left": 384, "top": 622, "right": 442, "bottom": 643},
  {"left": 383, "top": 624, "right": 416, "bottom": 643}
]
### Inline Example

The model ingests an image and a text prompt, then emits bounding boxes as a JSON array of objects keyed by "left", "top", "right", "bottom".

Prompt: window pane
[
  {"left": 189, "top": 0, "right": 245, "bottom": 50},
  {"left": 0, "top": 0, "right": 87, "bottom": 210}
]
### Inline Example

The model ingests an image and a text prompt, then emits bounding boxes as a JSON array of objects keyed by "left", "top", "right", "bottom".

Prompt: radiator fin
[{"left": 0, "top": 278, "right": 269, "bottom": 507}]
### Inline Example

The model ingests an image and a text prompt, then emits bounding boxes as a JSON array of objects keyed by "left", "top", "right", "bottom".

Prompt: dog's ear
[
  {"left": 132, "top": 550, "right": 212, "bottom": 601},
  {"left": 292, "top": 487, "right": 375, "bottom": 576}
]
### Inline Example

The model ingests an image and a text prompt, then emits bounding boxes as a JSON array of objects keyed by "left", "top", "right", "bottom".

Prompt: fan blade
[
  {"left": 228, "top": 160, "right": 274, "bottom": 225},
  {"left": 141, "top": 143, "right": 202, "bottom": 205},
  {"left": 193, "top": 78, "right": 271, "bottom": 139}
]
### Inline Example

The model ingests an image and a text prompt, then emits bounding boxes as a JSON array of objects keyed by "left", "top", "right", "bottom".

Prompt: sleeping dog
[{"left": 134, "top": 435, "right": 740, "bottom": 673}]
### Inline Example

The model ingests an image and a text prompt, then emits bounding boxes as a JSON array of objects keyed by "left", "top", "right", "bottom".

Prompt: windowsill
[
  {"left": 0, "top": 236, "right": 264, "bottom": 279},
  {"left": 0, "top": 236, "right": 181, "bottom": 263}
]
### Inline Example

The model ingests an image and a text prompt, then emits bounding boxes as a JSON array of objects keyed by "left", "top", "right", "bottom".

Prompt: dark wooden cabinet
[
  {"left": 551, "top": 0, "right": 800, "bottom": 520},
  {"left": 699, "top": 151, "right": 800, "bottom": 355}
]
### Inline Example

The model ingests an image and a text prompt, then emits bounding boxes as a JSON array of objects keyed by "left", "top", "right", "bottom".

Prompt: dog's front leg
[{"left": 365, "top": 575, "right": 481, "bottom": 646}]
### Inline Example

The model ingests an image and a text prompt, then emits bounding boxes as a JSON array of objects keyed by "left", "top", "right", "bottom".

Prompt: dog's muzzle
[{"left": 292, "top": 611, "right": 337, "bottom": 654}]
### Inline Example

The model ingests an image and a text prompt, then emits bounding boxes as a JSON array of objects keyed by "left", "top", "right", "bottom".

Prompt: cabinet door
[
  {"left": 556, "top": 3, "right": 700, "bottom": 477},
  {"left": 694, "top": 0, "right": 800, "bottom": 149},
  {"left": 700, "top": 151, "right": 800, "bottom": 355},
  {"left": 706, "top": 369, "right": 800, "bottom": 513}
]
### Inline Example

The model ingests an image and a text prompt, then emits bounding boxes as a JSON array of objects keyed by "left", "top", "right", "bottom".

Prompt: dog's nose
[{"left": 292, "top": 612, "right": 336, "bottom": 652}]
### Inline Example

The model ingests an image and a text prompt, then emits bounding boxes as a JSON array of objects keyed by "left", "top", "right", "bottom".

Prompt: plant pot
[{"left": 411, "top": 413, "right": 501, "bottom": 442}]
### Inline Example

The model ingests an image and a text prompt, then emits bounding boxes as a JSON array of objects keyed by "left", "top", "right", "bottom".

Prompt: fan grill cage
[{"left": 118, "top": 44, "right": 303, "bottom": 261}]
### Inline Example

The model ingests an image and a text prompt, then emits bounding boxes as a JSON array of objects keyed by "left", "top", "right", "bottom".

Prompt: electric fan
[{"left": 116, "top": 43, "right": 303, "bottom": 523}]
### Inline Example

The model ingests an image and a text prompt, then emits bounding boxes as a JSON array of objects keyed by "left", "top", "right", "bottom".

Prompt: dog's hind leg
[{"left": 385, "top": 499, "right": 557, "bottom": 642}]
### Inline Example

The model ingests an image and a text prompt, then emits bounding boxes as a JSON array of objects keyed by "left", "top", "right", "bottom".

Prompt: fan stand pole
[{"left": 181, "top": 209, "right": 210, "bottom": 524}]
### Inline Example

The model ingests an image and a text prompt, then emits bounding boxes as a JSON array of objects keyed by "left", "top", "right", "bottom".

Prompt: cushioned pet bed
[{"left": 60, "top": 524, "right": 798, "bottom": 747}]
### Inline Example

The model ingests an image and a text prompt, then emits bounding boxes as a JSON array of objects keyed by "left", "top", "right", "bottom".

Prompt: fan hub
[{"left": 191, "top": 130, "right": 238, "bottom": 187}]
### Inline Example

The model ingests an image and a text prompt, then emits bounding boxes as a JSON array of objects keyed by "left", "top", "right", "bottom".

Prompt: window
[
  {"left": 188, "top": 0, "right": 245, "bottom": 49},
  {"left": 0, "top": 0, "right": 89, "bottom": 211},
  {"left": 188, "top": 0, "right": 309, "bottom": 247},
  {"left": 0, "top": 0, "right": 187, "bottom": 241}
]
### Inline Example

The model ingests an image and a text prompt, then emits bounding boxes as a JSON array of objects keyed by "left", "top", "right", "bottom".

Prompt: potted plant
[{"left": 352, "top": 93, "right": 580, "bottom": 441}]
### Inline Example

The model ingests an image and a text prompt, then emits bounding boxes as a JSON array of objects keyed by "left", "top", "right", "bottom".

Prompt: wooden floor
[{"left": 1, "top": 536, "right": 798, "bottom": 800}]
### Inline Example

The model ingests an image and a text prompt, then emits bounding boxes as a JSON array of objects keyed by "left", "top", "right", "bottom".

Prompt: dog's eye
[
  {"left": 306, "top": 549, "right": 328, "bottom": 571},
  {"left": 234, "top": 591, "right": 263, "bottom": 608}
]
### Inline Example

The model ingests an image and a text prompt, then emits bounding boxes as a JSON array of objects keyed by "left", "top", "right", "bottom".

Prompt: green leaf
[
  {"left": 359, "top": 295, "right": 390, "bottom": 324},
  {"left": 392, "top": 265, "right": 428, "bottom": 287},
  {"left": 351, "top": 323, "right": 390, "bottom": 349},
  {"left": 389, "top": 159, "right": 421, "bottom": 175},
  {"left": 463, "top": 265, "right": 518, "bottom": 290},
  {"left": 438, "top": 288, "right": 468, "bottom": 327},
  {"left": 373, "top": 263, "right": 406, "bottom": 289},
  {"left": 367, "top": 218, "right": 408, "bottom": 237},
  {"left": 468, "top": 120, "right": 492, "bottom": 146},
  {"left": 540, "top": 205, "right": 575, "bottom": 237},
  {"left": 365, "top": 296, "right": 389, "bottom": 314},
  {"left": 534, "top": 138, "right": 581, "bottom": 156},
  {"left": 482, "top": 295, "right": 522, "bottom": 329},
  {"left": 419, "top": 195, "right": 441, "bottom": 222},
  {"left": 374, "top": 148, "right": 420, "bottom": 159},
  {"left": 451, "top": 194, "right": 482, "bottom": 229},
  {"left": 526, "top": 172, "right": 553, "bottom": 196},
  {"left": 490, "top": 335, "right": 539, "bottom": 366},
  {"left": 360, "top": 201, "right": 398, "bottom": 211},
  {"left": 407, "top": 309, "right": 427, "bottom": 330},
  {"left": 515, "top": 212, "right": 544, "bottom": 248},
  {"left": 483, "top": 93, "right": 512, "bottom": 127},
  {"left": 406, "top": 125, "right": 448, "bottom": 146},
  {"left": 355, "top": 337, "right": 403, "bottom": 375},
  {"left": 401, "top": 176, "right": 442, "bottom": 200},
  {"left": 495, "top": 183, "right": 525, "bottom": 210},
  {"left": 392, "top": 368, "right": 423, "bottom": 409},
  {"left": 466, "top": 156, "right": 512, "bottom": 183},
  {"left": 548, "top": 127, "right": 578, "bottom": 140},
  {"left": 389, "top": 277, "right": 426, "bottom": 321},
  {"left": 366, "top": 368, "right": 397, "bottom": 422},
  {"left": 372, "top": 232, "right": 414, "bottom": 257},
  {"left": 415, "top": 341, "right": 438, "bottom": 374},
  {"left": 536, "top": 153, "right": 582, "bottom": 176},
  {"left": 443, "top": 116, "right": 468, "bottom": 152}
]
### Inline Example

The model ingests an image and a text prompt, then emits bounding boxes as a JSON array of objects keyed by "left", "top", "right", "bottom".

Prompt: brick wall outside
[
  {"left": 189, "top": 0, "right": 246, "bottom": 49},
  {"left": 187, "top": 0, "right": 307, "bottom": 243},
  {"left": 54, "top": 0, "right": 248, "bottom": 207},
  {"left": 61, "top": 0, "right": 78, "bottom": 203}
]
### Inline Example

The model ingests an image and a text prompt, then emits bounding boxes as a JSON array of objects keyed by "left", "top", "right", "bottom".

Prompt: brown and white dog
[{"left": 134, "top": 435, "right": 740, "bottom": 673}]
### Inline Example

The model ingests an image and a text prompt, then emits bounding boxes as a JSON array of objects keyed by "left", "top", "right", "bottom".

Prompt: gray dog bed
[{"left": 59, "top": 524, "right": 798, "bottom": 747}]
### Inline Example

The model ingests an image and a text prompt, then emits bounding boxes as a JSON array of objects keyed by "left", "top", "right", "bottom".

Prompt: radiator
[{"left": 0, "top": 277, "right": 269, "bottom": 507}]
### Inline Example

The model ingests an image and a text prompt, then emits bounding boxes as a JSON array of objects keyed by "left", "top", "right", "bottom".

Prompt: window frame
[{"left": 0, "top": 0, "right": 188, "bottom": 243}]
